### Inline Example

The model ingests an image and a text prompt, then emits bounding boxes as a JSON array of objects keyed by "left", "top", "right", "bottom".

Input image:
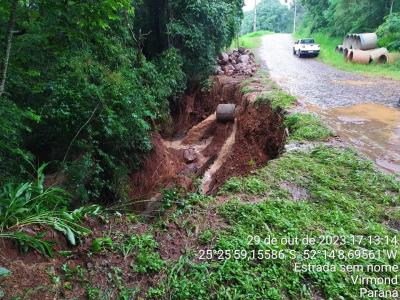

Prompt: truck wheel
[
  {"left": 293, "top": 48, "right": 296, "bottom": 55},
  {"left": 297, "top": 50, "right": 302, "bottom": 58}
]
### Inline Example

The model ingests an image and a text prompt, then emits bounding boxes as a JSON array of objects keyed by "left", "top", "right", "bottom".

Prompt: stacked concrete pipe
[
  {"left": 358, "top": 33, "right": 378, "bottom": 50},
  {"left": 339, "top": 33, "right": 391, "bottom": 64},
  {"left": 343, "top": 48, "right": 350, "bottom": 61},
  {"left": 335, "top": 45, "right": 344, "bottom": 53},
  {"left": 366, "top": 48, "right": 390, "bottom": 64},
  {"left": 349, "top": 49, "right": 371, "bottom": 64}
]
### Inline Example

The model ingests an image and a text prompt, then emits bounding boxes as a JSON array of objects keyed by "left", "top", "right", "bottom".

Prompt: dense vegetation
[
  {"left": 241, "top": 0, "right": 293, "bottom": 35},
  {"left": 2, "top": 72, "right": 397, "bottom": 298},
  {"left": 0, "top": 0, "right": 243, "bottom": 204},
  {"left": 299, "top": 0, "right": 400, "bottom": 50}
]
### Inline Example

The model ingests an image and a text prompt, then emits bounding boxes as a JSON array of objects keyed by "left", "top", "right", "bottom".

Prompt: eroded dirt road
[{"left": 259, "top": 33, "right": 400, "bottom": 174}]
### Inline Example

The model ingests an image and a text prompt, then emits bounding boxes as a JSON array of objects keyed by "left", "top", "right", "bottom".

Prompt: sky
[{"left": 243, "top": 0, "right": 291, "bottom": 11}]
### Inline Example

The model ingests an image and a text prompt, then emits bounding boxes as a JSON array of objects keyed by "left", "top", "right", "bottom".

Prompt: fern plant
[{"left": 0, "top": 164, "right": 100, "bottom": 256}]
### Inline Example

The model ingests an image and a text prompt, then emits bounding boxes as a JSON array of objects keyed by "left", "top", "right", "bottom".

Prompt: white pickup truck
[{"left": 293, "top": 38, "right": 320, "bottom": 58}]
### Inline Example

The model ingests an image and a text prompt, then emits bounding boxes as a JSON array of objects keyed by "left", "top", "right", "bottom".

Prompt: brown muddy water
[{"left": 311, "top": 103, "right": 400, "bottom": 174}]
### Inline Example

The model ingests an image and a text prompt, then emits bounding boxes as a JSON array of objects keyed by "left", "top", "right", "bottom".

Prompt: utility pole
[
  {"left": 253, "top": 0, "right": 257, "bottom": 32},
  {"left": 293, "top": 0, "right": 297, "bottom": 33}
]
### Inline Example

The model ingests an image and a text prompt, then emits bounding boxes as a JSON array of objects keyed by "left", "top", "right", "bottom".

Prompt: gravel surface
[{"left": 258, "top": 34, "right": 400, "bottom": 108}]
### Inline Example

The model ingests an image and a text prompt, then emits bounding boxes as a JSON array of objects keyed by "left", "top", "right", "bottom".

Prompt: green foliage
[
  {"left": 300, "top": 0, "right": 400, "bottom": 36},
  {"left": 377, "top": 13, "right": 400, "bottom": 51},
  {"left": 284, "top": 112, "right": 333, "bottom": 141},
  {"left": 235, "top": 31, "right": 273, "bottom": 49},
  {"left": 0, "top": 164, "right": 95, "bottom": 255},
  {"left": 167, "top": 0, "right": 244, "bottom": 79},
  {"left": 0, "top": 0, "right": 243, "bottom": 203},
  {"left": 0, "top": 98, "right": 36, "bottom": 184},
  {"left": 128, "top": 234, "right": 164, "bottom": 273},
  {"left": 153, "top": 146, "right": 400, "bottom": 299},
  {"left": 241, "top": 0, "right": 293, "bottom": 34},
  {"left": 91, "top": 237, "right": 114, "bottom": 253},
  {"left": 0, "top": 267, "right": 11, "bottom": 278},
  {"left": 198, "top": 230, "right": 213, "bottom": 245},
  {"left": 255, "top": 90, "right": 296, "bottom": 110}
]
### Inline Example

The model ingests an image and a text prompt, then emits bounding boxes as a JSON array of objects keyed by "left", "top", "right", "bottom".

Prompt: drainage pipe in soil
[
  {"left": 216, "top": 104, "right": 236, "bottom": 122},
  {"left": 349, "top": 49, "right": 371, "bottom": 64}
]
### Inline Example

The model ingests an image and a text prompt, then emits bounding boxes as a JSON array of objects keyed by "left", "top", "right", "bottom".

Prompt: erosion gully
[
  {"left": 128, "top": 75, "right": 286, "bottom": 215},
  {"left": 259, "top": 33, "right": 400, "bottom": 174}
]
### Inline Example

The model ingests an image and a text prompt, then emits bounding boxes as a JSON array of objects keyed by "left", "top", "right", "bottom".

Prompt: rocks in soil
[
  {"left": 238, "top": 54, "right": 249, "bottom": 64},
  {"left": 218, "top": 52, "right": 229, "bottom": 64},
  {"left": 217, "top": 49, "right": 257, "bottom": 76},
  {"left": 183, "top": 148, "right": 197, "bottom": 163}
]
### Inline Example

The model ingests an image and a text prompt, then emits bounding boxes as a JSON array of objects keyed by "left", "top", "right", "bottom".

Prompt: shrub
[
  {"left": 377, "top": 13, "right": 400, "bottom": 51},
  {"left": 0, "top": 164, "right": 99, "bottom": 256}
]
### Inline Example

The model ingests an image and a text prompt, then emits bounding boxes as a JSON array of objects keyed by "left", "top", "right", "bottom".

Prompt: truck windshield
[{"left": 301, "top": 39, "right": 315, "bottom": 44}]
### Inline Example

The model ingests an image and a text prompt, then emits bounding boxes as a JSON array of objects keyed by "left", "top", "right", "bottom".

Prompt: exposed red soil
[
  {"left": 128, "top": 73, "right": 287, "bottom": 202},
  {"left": 201, "top": 122, "right": 234, "bottom": 157},
  {"left": 171, "top": 75, "right": 246, "bottom": 134},
  {"left": 128, "top": 75, "right": 249, "bottom": 202},
  {"left": 129, "top": 133, "right": 187, "bottom": 201},
  {"left": 0, "top": 56, "right": 288, "bottom": 299},
  {"left": 208, "top": 95, "right": 286, "bottom": 194},
  {"left": 0, "top": 217, "right": 154, "bottom": 300}
]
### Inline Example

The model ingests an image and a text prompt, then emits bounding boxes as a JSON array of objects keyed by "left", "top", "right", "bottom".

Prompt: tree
[
  {"left": 241, "top": 0, "right": 293, "bottom": 34},
  {"left": 299, "top": 0, "right": 400, "bottom": 36},
  {"left": 0, "top": 0, "right": 244, "bottom": 201},
  {"left": 0, "top": 0, "right": 17, "bottom": 98}
]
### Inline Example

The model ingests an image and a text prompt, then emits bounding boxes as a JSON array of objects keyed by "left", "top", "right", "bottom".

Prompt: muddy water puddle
[{"left": 310, "top": 103, "right": 400, "bottom": 174}]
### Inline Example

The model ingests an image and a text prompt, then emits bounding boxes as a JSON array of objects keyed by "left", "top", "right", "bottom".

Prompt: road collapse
[{"left": 128, "top": 50, "right": 287, "bottom": 214}]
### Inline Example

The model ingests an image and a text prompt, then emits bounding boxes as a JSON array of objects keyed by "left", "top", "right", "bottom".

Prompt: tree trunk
[
  {"left": 253, "top": 0, "right": 257, "bottom": 32},
  {"left": 0, "top": 0, "right": 18, "bottom": 98},
  {"left": 390, "top": 0, "right": 394, "bottom": 14}
]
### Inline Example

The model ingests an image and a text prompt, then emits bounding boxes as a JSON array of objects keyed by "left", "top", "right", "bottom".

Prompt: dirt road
[{"left": 259, "top": 33, "right": 400, "bottom": 174}]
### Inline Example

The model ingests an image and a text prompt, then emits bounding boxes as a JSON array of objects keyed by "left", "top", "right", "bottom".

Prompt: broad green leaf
[{"left": 0, "top": 267, "right": 11, "bottom": 277}]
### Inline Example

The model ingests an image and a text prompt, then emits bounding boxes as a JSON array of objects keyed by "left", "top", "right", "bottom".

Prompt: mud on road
[{"left": 259, "top": 34, "right": 400, "bottom": 174}]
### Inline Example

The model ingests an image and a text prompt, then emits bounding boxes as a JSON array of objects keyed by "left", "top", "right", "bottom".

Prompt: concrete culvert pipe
[
  {"left": 343, "top": 48, "right": 349, "bottom": 60},
  {"left": 343, "top": 35, "right": 351, "bottom": 48},
  {"left": 348, "top": 49, "right": 354, "bottom": 61},
  {"left": 349, "top": 35, "right": 357, "bottom": 49},
  {"left": 216, "top": 104, "right": 236, "bottom": 122},
  {"left": 358, "top": 33, "right": 378, "bottom": 50},
  {"left": 366, "top": 48, "right": 389, "bottom": 64},
  {"left": 354, "top": 35, "right": 362, "bottom": 50},
  {"left": 350, "top": 50, "right": 371, "bottom": 64},
  {"left": 335, "top": 45, "right": 344, "bottom": 53}
]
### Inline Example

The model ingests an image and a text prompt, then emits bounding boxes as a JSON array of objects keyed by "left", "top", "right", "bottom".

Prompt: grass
[
  {"left": 151, "top": 146, "right": 400, "bottom": 299},
  {"left": 143, "top": 79, "right": 399, "bottom": 299},
  {"left": 231, "top": 31, "right": 273, "bottom": 49},
  {"left": 255, "top": 90, "right": 296, "bottom": 110},
  {"left": 3, "top": 72, "right": 399, "bottom": 299},
  {"left": 295, "top": 32, "right": 400, "bottom": 80},
  {"left": 284, "top": 112, "right": 334, "bottom": 142}
]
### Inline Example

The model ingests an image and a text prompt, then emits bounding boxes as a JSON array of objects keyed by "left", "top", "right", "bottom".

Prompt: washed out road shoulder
[{"left": 1, "top": 58, "right": 399, "bottom": 300}]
